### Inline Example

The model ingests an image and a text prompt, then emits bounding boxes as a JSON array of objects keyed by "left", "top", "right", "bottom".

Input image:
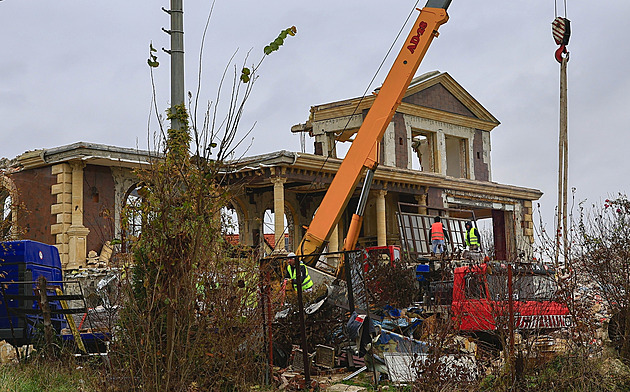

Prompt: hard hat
[{"left": 287, "top": 252, "right": 296, "bottom": 257}]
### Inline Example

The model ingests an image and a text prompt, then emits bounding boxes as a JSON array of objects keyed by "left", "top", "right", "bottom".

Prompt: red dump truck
[
  {"left": 433, "top": 262, "right": 570, "bottom": 332},
  {"left": 362, "top": 245, "right": 570, "bottom": 334}
]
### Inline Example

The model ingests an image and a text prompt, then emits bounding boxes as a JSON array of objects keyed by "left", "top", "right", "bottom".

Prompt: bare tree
[{"left": 110, "top": 14, "right": 297, "bottom": 391}]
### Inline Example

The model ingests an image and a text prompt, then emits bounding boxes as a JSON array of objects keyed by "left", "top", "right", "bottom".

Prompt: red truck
[
  {"left": 363, "top": 245, "right": 571, "bottom": 333},
  {"left": 422, "top": 261, "right": 570, "bottom": 335}
]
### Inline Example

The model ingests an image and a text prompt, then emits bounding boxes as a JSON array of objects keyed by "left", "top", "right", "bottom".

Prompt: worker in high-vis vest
[
  {"left": 429, "top": 216, "right": 449, "bottom": 254},
  {"left": 465, "top": 221, "right": 481, "bottom": 251},
  {"left": 286, "top": 252, "right": 313, "bottom": 292}
]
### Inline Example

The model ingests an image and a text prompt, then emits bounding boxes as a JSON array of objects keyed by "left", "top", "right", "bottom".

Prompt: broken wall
[
  {"left": 9, "top": 167, "right": 57, "bottom": 245},
  {"left": 82, "top": 165, "right": 117, "bottom": 256}
]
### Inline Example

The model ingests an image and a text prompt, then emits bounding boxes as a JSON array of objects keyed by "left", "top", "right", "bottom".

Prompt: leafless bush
[
  {"left": 365, "top": 254, "right": 417, "bottom": 309},
  {"left": 572, "top": 195, "right": 630, "bottom": 360}
]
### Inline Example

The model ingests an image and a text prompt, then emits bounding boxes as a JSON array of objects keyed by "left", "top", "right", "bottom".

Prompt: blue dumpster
[{"left": 0, "top": 240, "right": 66, "bottom": 344}]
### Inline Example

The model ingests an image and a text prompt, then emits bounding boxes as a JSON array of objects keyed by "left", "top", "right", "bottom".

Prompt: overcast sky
[{"left": 1, "top": 0, "right": 629, "bottom": 237}]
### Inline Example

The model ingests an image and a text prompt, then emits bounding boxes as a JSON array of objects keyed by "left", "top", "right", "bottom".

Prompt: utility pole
[
  {"left": 552, "top": 16, "right": 570, "bottom": 264},
  {"left": 164, "top": 0, "right": 185, "bottom": 131},
  {"left": 163, "top": 0, "right": 185, "bottom": 363}
]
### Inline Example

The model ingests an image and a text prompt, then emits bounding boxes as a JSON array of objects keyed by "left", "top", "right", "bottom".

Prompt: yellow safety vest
[
  {"left": 287, "top": 263, "right": 314, "bottom": 291},
  {"left": 466, "top": 228, "right": 480, "bottom": 246}
]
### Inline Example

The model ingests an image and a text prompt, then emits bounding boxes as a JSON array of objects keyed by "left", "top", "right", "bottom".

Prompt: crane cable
[
  {"left": 554, "top": 0, "right": 568, "bottom": 19},
  {"left": 554, "top": 0, "right": 570, "bottom": 265},
  {"left": 334, "top": 0, "right": 422, "bottom": 138}
]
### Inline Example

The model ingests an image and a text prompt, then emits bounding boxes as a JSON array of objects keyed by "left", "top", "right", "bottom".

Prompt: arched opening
[
  {"left": 0, "top": 190, "right": 13, "bottom": 239},
  {"left": 263, "top": 209, "right": 289, "bottom": 253},
  {"left": 0, "top": 176, "right": 18, "bottom": 240},
  {"left": 121, "top": 183, "right": 143, "bottom": 253},
  {"left": 221, "top": 206, "right": 239, "bottom": 235}
]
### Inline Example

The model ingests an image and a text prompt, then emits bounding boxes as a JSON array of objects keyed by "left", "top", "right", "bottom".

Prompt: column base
[{"left": 67, "top": 225, "right": 90, "bottom": 270}]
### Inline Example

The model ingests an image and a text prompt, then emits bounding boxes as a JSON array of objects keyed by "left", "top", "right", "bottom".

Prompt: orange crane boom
[{"left": 297, "top": 1, "right": 451, "bottom": 265}]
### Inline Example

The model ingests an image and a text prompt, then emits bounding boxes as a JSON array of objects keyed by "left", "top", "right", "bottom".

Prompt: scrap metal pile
[{"left": 263, "top": 250, "right": 480, "bottom": 387}]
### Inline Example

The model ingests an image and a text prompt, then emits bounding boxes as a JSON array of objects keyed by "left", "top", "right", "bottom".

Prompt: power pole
[
  {"left": 164, "top": 0, "right": 185, "bottom": 131},
  {"left": 163, "top": 0, "right": 185, "bottom": 363},
  {"left": 552, "top": 16, "right": 570, "bottom": 264}
]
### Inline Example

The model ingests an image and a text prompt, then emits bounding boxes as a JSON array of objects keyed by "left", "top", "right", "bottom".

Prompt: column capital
[
  {"left": 68, "top": 160, "right": 86, "bottom": 171},
  {"left": 375, "top": 189, "right": 388, "bottom": 198},
  {"left": 271, "top": 176, "right": 287, "bottom": 186}
]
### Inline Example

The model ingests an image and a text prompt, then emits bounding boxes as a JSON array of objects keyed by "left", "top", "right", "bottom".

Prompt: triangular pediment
[
  {"left": 307, "top": 71, "right": 500, "bottom": 132},
  {"left": 401, "top": 71, "right": 498, "bottom": 124}
]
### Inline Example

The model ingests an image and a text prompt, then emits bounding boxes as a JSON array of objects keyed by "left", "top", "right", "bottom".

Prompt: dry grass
[{"left": 0, "top": 360, "right": 105, "bottom": 392}]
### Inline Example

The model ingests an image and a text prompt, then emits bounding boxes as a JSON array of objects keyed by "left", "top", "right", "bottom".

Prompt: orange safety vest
[{"left": 431, "top": 222, "right": 444, "bottom": 241}]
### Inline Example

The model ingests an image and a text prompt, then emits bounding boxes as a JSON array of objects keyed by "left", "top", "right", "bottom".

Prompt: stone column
[
  {"left": 416, "top": 193, "right": 428, "bottom": 215},
  {"left": 376, "top": 190, "right": 387, "bottom": 246},
  {"left": 271, "top": 177, "right": 287, "bottom": 252},
  {"left": 66, "top": 161, "right": 90, "bottom": 269},
  {"left": 329, "top": 224, "right": 339, "bottom": 253},
  {"left": 437, "top": 129, "right": 446, "bottom": 176},
  {"left": 327, "top": 223, "right": 340, "bottom": 268}
]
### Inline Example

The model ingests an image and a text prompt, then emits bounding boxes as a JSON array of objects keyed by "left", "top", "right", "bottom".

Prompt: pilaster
[
  {"left": 67, "top": 161, "right": 90, "bottom": 269},
  {"left": 51, "top": 163, "right": 72, "bottom": 268}
]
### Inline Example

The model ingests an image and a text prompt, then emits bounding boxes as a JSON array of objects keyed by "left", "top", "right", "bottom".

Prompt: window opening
[
  {"left": 411, "top": 131, "right": 436, "bottom": 172},
  {"left": 445, "top": 136, "right": 468, "bottom": 178}
]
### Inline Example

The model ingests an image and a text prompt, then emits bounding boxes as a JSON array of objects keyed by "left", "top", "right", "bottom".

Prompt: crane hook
[{"left": 555, "top": 45, "right": 569, "bottom": 63}]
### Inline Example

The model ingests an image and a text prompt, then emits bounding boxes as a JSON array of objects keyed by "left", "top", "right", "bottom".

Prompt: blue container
[
  {"left": 415, "top": 264, "right": 430, "bottom": 281},
  {"left": 0, "top": 240, "right": 66, "bottom": 344}
]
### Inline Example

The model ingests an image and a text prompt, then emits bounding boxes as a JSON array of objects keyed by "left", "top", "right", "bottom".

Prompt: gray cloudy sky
[{"left": 1, "top": 1, "right": 629, "bottom": 233}]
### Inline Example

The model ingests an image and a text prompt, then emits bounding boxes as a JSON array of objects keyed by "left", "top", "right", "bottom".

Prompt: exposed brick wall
[
  {"left": 314, "top": 141, "right": 323, "bottom": 156},
  {"left": 9, "top": 167, "right": 56, "bottom": 245},
  {"left": 82, "top": 165, "right": 116, "bottom": 254},
  {"left": 427, "top": 187, "right": 444, "bottom": 209},
  {"left": 393, "top": 113, "right": 408, "bottom": 169},
  {"left": 473, "top": 129, "right": 489, "bottom": 181},
  {"left": 403, "top": 84, "right": 475, "bottom": 118}
]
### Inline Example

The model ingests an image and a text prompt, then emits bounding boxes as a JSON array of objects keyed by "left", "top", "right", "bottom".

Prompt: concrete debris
[
  {"left": 276, "top": 372, "right": 321, "bottom": 391},
  {"left": 326, "top": 385, "right": 367, "bottom": 392},
  {"left": 453, "top": 335, "right": 478, "bottom": 356},
  {"left": 87, "top": 250, "right": 99, "bottom": 265},
  {"left": 0, "top": 340, "right": 17, "bottom": 364},
  {"left": 99, "top": 241, "right": 113, "bottom": 264}
]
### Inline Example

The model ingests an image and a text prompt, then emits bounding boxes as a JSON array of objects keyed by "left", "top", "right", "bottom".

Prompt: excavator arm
[{"left": 297, "top": 0, "right": 451, "bottom": 266}]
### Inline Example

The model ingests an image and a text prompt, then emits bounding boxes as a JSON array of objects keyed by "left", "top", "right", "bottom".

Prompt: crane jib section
[{"left": 296, "top": 4, "right": 450, "bottom": 265}]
